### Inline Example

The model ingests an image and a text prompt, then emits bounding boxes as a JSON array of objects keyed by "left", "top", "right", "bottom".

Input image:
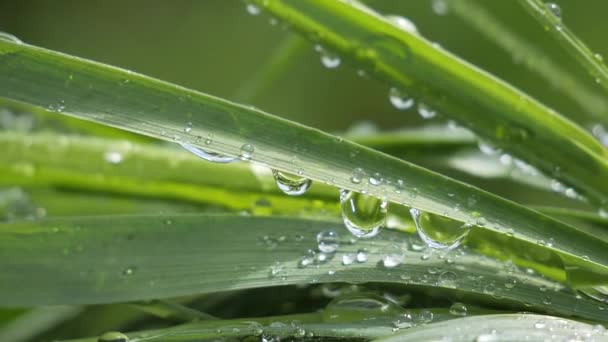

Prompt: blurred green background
[{"left": 0, "top": 0, "right": 606, "bottom": 132}]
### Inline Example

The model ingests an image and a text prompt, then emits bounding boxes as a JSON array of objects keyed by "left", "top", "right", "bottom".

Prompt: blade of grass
[
  {"left": 517, "top": 0, "right": 608, "bottom": 95},
  {"left": 1, "top": 41, "right": 607, "bottom": 278},
  {"left": 0, "top": 214, "right": 605, "bottom": 321}
]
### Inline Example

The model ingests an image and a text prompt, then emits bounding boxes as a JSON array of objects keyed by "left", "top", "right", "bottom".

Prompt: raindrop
[
  {"left": 546, "top": 3, "right": 561, "bottom": 19},
  {"left": 246, "top": 3, "right": 261, "bottom": 15},
  {"left": 369, "top": 172, "right": 383, "bottom": 186},
  {"left": 272, "top": 169, "right": 312, "bottom": 195},
  {"left": 439, "top": 271, "right": 458, "bottom": 286},
  {"left": 240, "top": 143, "right": 255, "bottom": 160},
  {"left": 389, "top": 88, "right": 414, "bottom": 110},
  {"left": 504, "top": 277, "right": 517, "bottom": 289},
  {"left": 409, "top": 208, "right": 471, "bottom": 250},
  {"left": 417, "top": 103, "right": 437, "bottom": 119},
  {"left": 0, "top": 32, "right": 22, "bottom": 44},
  {"left": 98, "top": 332, "right": 129, "bottom": 342},
  {"left": 383, "top": 244, "right": 405, "bottom": 268},
  {"left": 599, "top": 208, "right": 608, "bottom": 219},
  {"left": 416, "top": 309, "right": 434, "bottom": 324},
  {"left": 122, "top": 267, "right": 136, "bottom": 276},
  {"left": 315, "top": 45, "right": 341, "bottom": 69},
  {"left": 104, "top": 151, "right": 123, "bottom": 165},
  {"left": 356, "top": 248, "right": 369, "bottom": 263},
  {"left": 184, "top": 122, "right": 192, "bottom": 133},
  {"left": 323, "top": 293, "right": 403, "bottom": 322},
  {"left": 342, "top": 253, "right": 356, "bottom": 265},
  {"left": 351, "top": 167, "right": 365, "bottom": 184},
  {"left": 340, "top": 190, "right": 387, "bottom": 238},
  {"left": 180, "top": 142, "right": 237, "bottom": 163},
  {"left": 317, "top": 230, "right": 339, "bottom": 253},
  {"left": 386, "top": 15, "right": 418, "bottom": 34},
  {"left": 449, "top": 302, "right": 468, "bottom": 316}
]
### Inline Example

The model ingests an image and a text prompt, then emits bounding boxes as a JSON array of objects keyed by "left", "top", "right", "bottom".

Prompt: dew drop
[
  {"left": 184, "top": 122, "right": 192, "bottom": 133},
  {"left": 417, "top": 103, "right": 437, "bottom": 119},
  {"left": 317, "top": 230, "right": 339, "bottom": 253},
  {"left": 356, "top": 248, "right": 369, "bottom": 263},
  {"left": 98, "top": 331, "right": 129, "bottom": 342},
  {"left": 383, "top": 244, "right": 405, "bottom": 268},
  {"left": 342, "top": 253, "right": 355, "bottom": 265},
  {"left": 340, "top": 190, "right": 387, "bottom": 238},
  {"left": 180, "top": 142, "right": 237, "bottom": 163},
  {"left": 369, "top": 172, "right": 383, "bottom": 186},
  {"left": 409, "top": 208, "right": 471, "bottom": 250},
  {"left": 315, "top": 45, "right": 341, "bottom": 69},
  {"left": 386, "top": 15, "right": 418, "bottom": 34},
  {"left": 351, "top": 167, "right": 365, "bottom": 184},
  {"left": 104, "top": 151, "right": 123, "bottom": 165},
  {"left": 389, "top": 88, "right": 414, "bottom": 110},
  {"left": 272, "top": 169, "right": 312, "bottom": 196},
  {"left": 417, "top": 309, "right": 434, "bottom": 324},
  {"left": 449, "top": 302, "right": 468, "bottom": 316},
  {"left": 240, "top": 143, "right": 255, "bottom": 160},
  {"left": 546, "top": 3, "right": 561, "bottom": 19},
  {"left": 246, "top": 3, "right": 261, "bottom": 15},
  {"left": 432, "top": 0, "right": 449, "bottom": 16},
  {"left": 0, "top": 31, "right": 22, "bottom": 44},
  {"left": 122, "top": 267, "right": 136, "bottom": 276}
]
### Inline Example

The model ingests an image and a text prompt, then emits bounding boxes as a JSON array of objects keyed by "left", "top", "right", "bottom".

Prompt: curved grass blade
[
  {"left": 0, "top": 214, "right": 606, "bottom": 321},
  {"left": 373, "top": 313, "right": 607, "bottom": 342},
  {"left": 449, "top": 0, "right": 608, "bottom": 124},
  {"left": 1, "top": 41, "right": 607, "bottom": 277},
  {"left": 517, "top": 0, "right": 608, "bottom": 96},
  {"left": 247, "top": 0, "right": 608, "bottom": 207}
]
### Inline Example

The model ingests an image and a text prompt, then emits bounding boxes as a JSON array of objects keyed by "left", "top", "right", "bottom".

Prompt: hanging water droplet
[
  {"left": 246, "top": 3, "right": 261, "bottom": 15},
  {"left": 98, "top": 331, "right": 129, "bottom": 342},
  {"left": 104, "top": 151, "right": 124, "bottom": 165},
  {"left": 386, "top": 15, "right": 418, "bottom": 34},
  {"left": 184, "top": 122, "right": 192, "bottom": 133},
  {"left": 383, "top": 244, "right": 405, "bottom": 268},
  {"left": 389, "top": 88, "right": 414, "bottom": 110},
  {"left": 315, "top": 45, "right": 341, "bottom": 69},
  {"left": 340, "top": 190, "right": 387, "bottom": 238},
  {"left": 409, "top": 208, "right": 471, "bottom": 250},
  {"left": 317, "top": 230, "right": 339, "bottom": 253},
  {"left": 546, "top": 3, "right": 561, "bottom": 19},
  {"left": 449, "top": 302, "right": 468, "bottom": 316},
  {"left": 180, "top": 142, "right": 237, "bottom": 163},
  {"left": 417, "top": 103, "right": 437, "bottom": 119},
  {"left": 431, "top": 0, "right": 449, "bottom": 16},
  {"left": 351, "top": 167, "right": 365, "bottom": 184},
  {"left": 0, "top": 32, "right": 22, "bottom": 44},
  {"left": 240, "top": 143, "right": 255, "bottom": 160},
  {"left": 272, "top": 169, "right": 312, "bottom": 195}
]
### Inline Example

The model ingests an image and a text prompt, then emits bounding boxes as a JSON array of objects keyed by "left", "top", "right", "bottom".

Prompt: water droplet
[
  {"left": 504, "top": 277, "right": 517, "bottom": 289},
  {"left": 386, "top": 15, "right": 418, "bottom": 34},
  {"left": 246, "top": 3, "right": 261, "bottom": 15},
  {"left": 542, "top": 296, "right": 552, "bottom": 305},
  {"left": 323, "top": 293, "right": 403, "bottom": 322},
  {"left": 180, "top": 142, "right": 237, "bottom": 163},
  {"left": 104, "top": 151, "right": 123, "bottom": 165},
  {"left": 272, "top": 169, "right": 312, "bottom": 196},
  {"left": 383, "top": 244, "right": 405, "bottom": 268},
  {"left": 599, "top": 208, "right": 608, "bottom": 219},
  {"left": 351, "top": 168, "right": 365, "bottom": 184},
  {"left": 356, "top": 248, "right": 368, "bottom": 263},
  {"left": 546, "top": 3, "right": 561, "bottom": 19},
  {"left": 122, "top": 267, "right": 136, "bottom": 276},
  {"left": 240, "top": 143, "right": 255, "bottom": 160},
  {"left": 534, "top": 320, "right": 546, "bottom": 329},
  {"left": 315, "top": 45, "right": 341, "bottom": 69},
  {"left": 477, "top": 140, "right": 500, "bottom": 155},
  {"left": 184, "top": 122, "right": 192, "bottom": 133},
  {"left": 416, "top": 309, "right": 434, "bottom": 323},
  {"left": 439, "top": 270, "right": 457, "bottom": 286},
  {"left": 389, "top": 88, "right": 414, "bottom": 110},
  {"left": 594, "top": 53, "right": 604, "bottom": 62},
  {"left": 432, "top": 0, "right": 449, "bottom": 15},
  {"left": 449, "top": 302, "right": 468, "bottom": 316},
  {"left": 369, "top": 172, "right": 383, "bottom": 186},
  {"left": 409, "top": 208, "right": 471, "bottom": 250},
  {"left": 342, "top": 253, "right": 355, "bottom": 265},
  {"left": 0, "top": 32, "right": 22, "bottom": 44},
  {"left": 417, "top": 103, "right": 437, "bottom": 119},
  {"left": 317, "top": 230, "right": 339, "bottom": 253},
  {"left": 98, "top": 331, "right": 129, "bottom": 342},
  {"left": 340, "top": 190, "right": 387, "bottom": 238}
]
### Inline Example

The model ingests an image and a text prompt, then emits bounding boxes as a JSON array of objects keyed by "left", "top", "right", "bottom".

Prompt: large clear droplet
[
  {"left": 409, "top": 208, "right": 471, "bottom": 250},
  {"left": 317, "top": 230, "right": 339, "bottom": 253},
  {"left": 272, "top": 169, "right": 312, "bottom": 196},
  {"left": 386, "top": 15, "right": 418, "bottom": 34},
  {"left": 340, "top": 190, "right": 387, "bottom": 238},
  {"left": 98, "top": 331, "right": 129, "bottom": 342},
  {"left": 0, "top": 32, "right": 22, "bottom": 44},
  {"left": 179, "top": 142, "right": 237, "bottom": 163},
  {"left": 389, "top": 88, "right": 414, "bottom": 110}
]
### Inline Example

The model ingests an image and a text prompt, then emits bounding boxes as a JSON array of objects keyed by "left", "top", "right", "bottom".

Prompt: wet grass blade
[{"left": 0, "top": 214, "right": 605, "bottom": 321}]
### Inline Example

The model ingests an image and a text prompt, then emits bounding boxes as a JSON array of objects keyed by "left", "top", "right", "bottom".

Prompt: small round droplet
[
  {"left": 383, "top": 244, "right": 405, "bottom": 268},
  {"left": 342, "top": 253, "right": 355, "bottom": 265},
  {"left": 104, "top": 151, "right": 123, "bottom": 165},
  {"left": 534, "top": 320, "right": 546, "bottom": 329},
  {"left": 317, "top": 230, "right": 339, "bottom": 253},
  {"left": 122, "top": 267, "right": 136, "bottom": 276},
  {"left": 272, "top": 169, "right": 312, "bottom": 196},
  {"left": 369, "top": 172, "right": 383, "bottom": 186},
  {"left": 98, "top": 332, "right": 129, "bottom": 342},
  {"left": 184, "top": 122, "right": 193, "bottom": 133},
  {"left": 449, "top": 302, "right": 468, "bottom": 316},
  {"left": 0, "top": 32, "right": 22, "bottom": 44},
  {"left": 246, "top": 3, "right": 261, "bottom": 15},
  {"left": 546, "top": 3, "right": 561, "bottom": 19},
  {"left": 240, "top": 143, "right": 255, "bottom": 160},
  {"left": 417, "top": 309, "right": 434, "bottom": 323},
  {"left": 315, "top": 45, "right": 341, "bottom": 69},
  {"left": 389, "top": 88, "right": 414, "bottom": 110},
  {"left": 356, "top": 248, "right": 368, "bottom": 263},
  {"left": 351, "top": 168, "right": 365, "bottom": 184},
  {"left": 417, "top": 103, "right": 437, "bottom": 119},
  {"left": 386, "top": 15, "right": 418, "bottom": 34},
  {"left": 432, "top": 0, "right": 449, "bottom": 16},
  {"left": 410, "top": 208, "right": 471, "bottom": 250},
  {"left": 340, "top": 190, "right": 387, "bottom": 238}
]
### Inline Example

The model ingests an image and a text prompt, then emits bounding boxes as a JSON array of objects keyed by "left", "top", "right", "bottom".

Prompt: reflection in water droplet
[
  {"left": 389, "top": 88, "right": 414, "bottom": 110},
  {"left": 340, "top": 190, "right": 387, "bottom": 238},
  {"left": 0, "top": 32, "right": 22, "bottom": 44},
  {"left": 317, "top": 230, "right": 339, "bottom": 253},
  {"left": 356, "top": 248, "right": 369, "bottom": 263},
  {"left": 386, "top": 15, "right": 418, "bottom": 34},
  {"left": 98, "top": 331, "right": 129, "bottom": 342},
  {"left": 272, "top": 169, "right": 312, "bottom": 196},
  {"left": 180, "top": 142, "right": 237, "bottom": 163},
  {"left": 409, "top": 208, "right": 471, "bottom": 250}
]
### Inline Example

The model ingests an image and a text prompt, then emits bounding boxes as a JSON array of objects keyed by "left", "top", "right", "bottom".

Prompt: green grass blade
[
  {"left": 1, "top": 40, "right": 608, "bottom": 277},
  {"left": 247, "top": 0, "right": 608, "bottom": 207},
  {"left": 517, "top": 0, "right": 608, "bottom": 96},
  {"left": 0, "top": 214, "right": 605, "bottom": 321},
  {"left": 449, "top": 0, "right": 608, "bottom": 124},
  {"left": 0, "top": 306, "right": 82, "bottom": 342},
  {"left": 373, "top": 313, "right": 606, "bottom": 342}
]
